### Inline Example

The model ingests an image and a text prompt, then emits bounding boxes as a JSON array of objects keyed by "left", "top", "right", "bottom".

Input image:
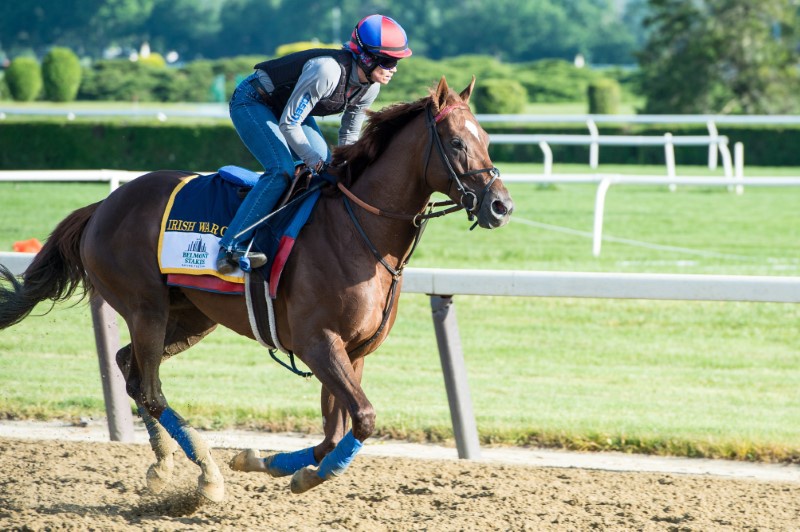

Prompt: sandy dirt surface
[{"left": 1, "top": 436, "right": 799, "bottom": 531}]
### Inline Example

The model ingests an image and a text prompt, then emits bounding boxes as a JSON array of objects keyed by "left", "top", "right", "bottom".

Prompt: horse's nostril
[{"left": 492, "top": 200, "right": 509, "bottom": 216}]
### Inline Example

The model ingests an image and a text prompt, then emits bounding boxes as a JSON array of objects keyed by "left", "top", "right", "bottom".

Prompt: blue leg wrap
[
  {"left": 266, "top": 446, "right": 318, "bottom": 476},
  {"left": 159, "top": 407, "right": 199, "bottom": 462},
  {"left": 316, "top": 431, "right": 363, "bottom": 480}
]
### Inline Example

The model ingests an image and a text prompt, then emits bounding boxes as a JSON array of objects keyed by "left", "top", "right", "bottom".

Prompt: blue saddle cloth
[{"left": 162, "top": 165, "right": 321, "bottom": 295}]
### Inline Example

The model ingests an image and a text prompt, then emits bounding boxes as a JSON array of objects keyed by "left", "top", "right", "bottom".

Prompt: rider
[{"left": 217, "top": 14, "right": 412, "bottom": 274}]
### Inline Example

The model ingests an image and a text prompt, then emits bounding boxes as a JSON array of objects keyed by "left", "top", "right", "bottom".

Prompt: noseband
[{"left": 424, "top": 102, "right": 500, "bottom": 226}]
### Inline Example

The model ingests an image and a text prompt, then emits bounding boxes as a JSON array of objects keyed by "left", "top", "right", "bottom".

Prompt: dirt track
[{"left": 1, "top": 437, "right": 799, "bottom": 530}]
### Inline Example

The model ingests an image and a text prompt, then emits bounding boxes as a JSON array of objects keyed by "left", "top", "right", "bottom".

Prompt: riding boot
[{"left": 216, "top": 247, "right": 267, "bottom": 274}]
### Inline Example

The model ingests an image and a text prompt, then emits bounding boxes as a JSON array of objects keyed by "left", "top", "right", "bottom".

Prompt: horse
[{"left": 0, "top": 76, "right": 513, "bottom": 502}]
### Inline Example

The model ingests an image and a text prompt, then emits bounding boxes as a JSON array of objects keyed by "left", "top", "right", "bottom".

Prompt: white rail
[
  {"left": 403, "top": 268, "right": 800, "bottom": 302},
  {"left": 6, "top": 168, "right": 800, "bottom": 257},
  {"left": 0, "top": 170, "right": 145, "bottom": 192},
  {"left": 589, "top": 175, "right": 800, "bottom": 256},
  {"left": 490, "top": 130, "right": 732, "bottom": 175},
  {"left": 478, "top": 114, "right": 800, "bottom": 125},
  {"left": 3, "top": 105, "right": 800, "bottom": 125}
]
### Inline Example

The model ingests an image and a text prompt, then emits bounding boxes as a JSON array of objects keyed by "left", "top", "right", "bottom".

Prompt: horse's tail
[{"left": 0, "top": 201, "right": 102, "bottom": 330}]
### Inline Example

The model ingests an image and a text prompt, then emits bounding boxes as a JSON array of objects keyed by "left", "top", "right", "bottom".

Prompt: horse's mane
[{"left": 331, "top": 94, "right": 431, "bottom": 184}]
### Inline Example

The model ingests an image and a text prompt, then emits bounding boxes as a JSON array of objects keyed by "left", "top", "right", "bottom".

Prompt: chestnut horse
[{"left": 0, "top": 77, "right": 513, "bottom": 502}]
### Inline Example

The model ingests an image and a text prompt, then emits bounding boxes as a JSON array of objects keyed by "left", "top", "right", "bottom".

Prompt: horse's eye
[{"left": 451, "top": 137, "right": 465, "bottom": 150}]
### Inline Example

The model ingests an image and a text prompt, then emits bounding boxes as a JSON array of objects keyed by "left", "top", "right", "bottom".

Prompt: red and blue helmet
[{"left": 349, "top": 14, "right": 412, "bottom": 73}]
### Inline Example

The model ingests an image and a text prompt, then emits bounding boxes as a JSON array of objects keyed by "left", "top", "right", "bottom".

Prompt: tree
[
  {"left": 638, "top": 0, "right": 800, "bottom": 114},
  {"left": 0, "top": 1, "right": 98, "bottom": 56},
  {"left": 144, "top": 0, "right": 221, "bottom": 60},
  {"left": 0, "top": 0, "right": 642, "bottom": 64}
]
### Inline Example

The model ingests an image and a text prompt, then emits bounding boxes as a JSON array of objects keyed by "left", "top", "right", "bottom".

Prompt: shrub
[
  {"left": 517, "top": 59, "right": 600, "bottom": 103},
  {"left": 471, "top": 78, "right": 527, "bottom": 114},
  {"left": 5, "top": 57, "right": 42, "bottom": 102},
  {"left": 376, "top": 55, "right": 517, "bottom": 106},
  {"left": 139, "top": 53, "right": 167, "bottom": 69},
  {"left": 275, "top": 41, "right": 339, "bottom": 57},
  {"left": 587, "top": 78, "right": 621, "bottom": 114},
  {"left": 42, "top": 47, "right": 82, "bottom": 102}
]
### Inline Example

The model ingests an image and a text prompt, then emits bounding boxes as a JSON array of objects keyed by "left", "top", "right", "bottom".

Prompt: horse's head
[{"left": 425, "top": 76, "right": 514, "bottom": 229}]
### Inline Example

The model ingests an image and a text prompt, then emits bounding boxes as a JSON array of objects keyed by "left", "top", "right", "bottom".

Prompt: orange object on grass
[{"left": 13, "top": 238, "right": 43, "bottom": 253}]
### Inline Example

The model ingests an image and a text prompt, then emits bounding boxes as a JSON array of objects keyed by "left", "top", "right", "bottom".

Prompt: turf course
[{"left": 0, "top": 163, "right": 799, "bottom": 462}]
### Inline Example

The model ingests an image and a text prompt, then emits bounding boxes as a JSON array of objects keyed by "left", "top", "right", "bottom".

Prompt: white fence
[
  {"left": 5, "top": 168, "right": 800, "bottom": 258},
  {"left": 3, "top": 251, "right": 799, "bottom": 458},
  {"left": 499, "top": 172, "right": 800, "bottom": 256},
  {"left": 4, "top": 105, "right": 800, "bottom": 126},
  {"left": 490, "top": 122, "right": 732, "bottom": 176},
  {"left": 0, "top": 169, "right": 145, "bottom": 193}
]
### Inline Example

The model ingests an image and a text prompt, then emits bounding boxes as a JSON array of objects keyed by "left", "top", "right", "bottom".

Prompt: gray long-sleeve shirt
[{"left": 256, "top": 56, "right": 379, "bottom": 169}]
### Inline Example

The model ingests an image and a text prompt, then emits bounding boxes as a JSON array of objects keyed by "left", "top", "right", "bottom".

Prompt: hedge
[
  {"left": 587, "top": 78, "right": 620, "bottom": 115},
  {"left": 0, "top": 120, "right": 799, "bottom": 169},
  {"left": 0, "top": 120, "right": 340, "bottom": 170},
  {"left": 471, "top": 78, "right": 527, "bottom": 114}
]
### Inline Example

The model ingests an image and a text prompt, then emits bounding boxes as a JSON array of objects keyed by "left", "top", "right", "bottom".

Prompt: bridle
[
  {"left": 422, "top": 102, "right": 500, "bottom": 227},
  {"left": 336, "top": 99, "right": 500, "bottom": 228}
]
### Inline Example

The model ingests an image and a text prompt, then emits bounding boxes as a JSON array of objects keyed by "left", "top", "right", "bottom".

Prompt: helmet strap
[{"left": 354, "top": 50, "right": 380, "bottom": 78}]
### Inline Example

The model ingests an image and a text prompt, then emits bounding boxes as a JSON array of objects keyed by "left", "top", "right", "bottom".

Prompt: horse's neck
[{"left": 349, "top": 141, "right": 430, "bottom": 266}]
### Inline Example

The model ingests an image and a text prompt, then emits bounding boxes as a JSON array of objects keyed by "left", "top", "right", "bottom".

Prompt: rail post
[
  {"left": 429, "top": 295, "right": 481, "bottom": 459},
  {"left": 89, "top": 295, "right": 134, "bottom": 442},
  {"left": 587, "top": 119, "right": 600, "bottom": 168}
]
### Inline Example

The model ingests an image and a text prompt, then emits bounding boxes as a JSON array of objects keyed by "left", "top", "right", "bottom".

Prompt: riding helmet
[{"left": 348, "top": 14, "right": 412, "bottom": 75}]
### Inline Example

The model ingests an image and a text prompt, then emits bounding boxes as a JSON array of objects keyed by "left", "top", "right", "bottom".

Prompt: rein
[
  {"left": 337, "top": 179, "right": 461, "bottom": 226},
  {"left": 341, "top": 194, "right": 426, "bottom": 358}
]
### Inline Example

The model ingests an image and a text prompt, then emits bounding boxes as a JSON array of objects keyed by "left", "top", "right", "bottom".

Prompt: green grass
[{"left": 1, "top": 167, "right": 800, "bottom": 463}]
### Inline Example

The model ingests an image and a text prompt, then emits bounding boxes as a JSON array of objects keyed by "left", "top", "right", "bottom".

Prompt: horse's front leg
[
  {"left": 290, "top": 338, "right": 374, "bottom": 494},
  {"left": 230, "top": 359, "right": 364, "bottom": 479}
]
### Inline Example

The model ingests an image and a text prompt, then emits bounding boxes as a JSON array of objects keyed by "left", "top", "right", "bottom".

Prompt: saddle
[{"left": 159, "top": 165, "right": 322, "bottom": 296}]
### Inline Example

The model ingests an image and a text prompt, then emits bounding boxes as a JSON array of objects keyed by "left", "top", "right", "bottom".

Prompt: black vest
[{"left": 254, "top": 49, "right": 370, "bottom": 116}]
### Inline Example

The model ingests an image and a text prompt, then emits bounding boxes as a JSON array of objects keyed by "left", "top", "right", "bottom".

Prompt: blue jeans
[{"left": 220, "top": 72, "right": 330, "bottom": 251}]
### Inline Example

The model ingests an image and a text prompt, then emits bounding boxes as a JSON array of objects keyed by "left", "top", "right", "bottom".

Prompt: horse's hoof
[
  {"left": 229, "top": 448, "right": 267, "bottom": 473},
  {"left": 290, "top": 466, "right": 324, "bottom": 494},
  {"left": 197, "top": 473, "right": 225, "bottom": 503},
  {"left": 145, "top": 458, "right": 174, "bottom": 494}
]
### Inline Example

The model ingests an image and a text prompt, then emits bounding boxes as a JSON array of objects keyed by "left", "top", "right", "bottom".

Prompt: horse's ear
[
  {"left": 434, "top": 76, "right": 450, "bottom": 112},
  {"left": 459, "top": 76, "right": 476, "bottom": 104}
]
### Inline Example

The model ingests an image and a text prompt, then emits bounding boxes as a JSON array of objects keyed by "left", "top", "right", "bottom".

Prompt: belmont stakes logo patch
[{"left": 183, "top": 236, "right": 210, "bottom": 266}]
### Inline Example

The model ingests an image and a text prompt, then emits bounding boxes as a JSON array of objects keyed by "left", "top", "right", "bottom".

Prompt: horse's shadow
[{"left": 36, "top": 491, "right": 206, "bottom": 523}]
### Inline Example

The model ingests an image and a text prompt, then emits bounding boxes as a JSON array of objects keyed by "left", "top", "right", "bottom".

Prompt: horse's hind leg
[
  {"left": 117, "top": 343, "right": 178, "bottom": 493},
  {"left": 140, "top": 405, "right": 179, "bottom": 492},
  {"left": 124, "top": 303, "right": 224, "bottom": 502}
]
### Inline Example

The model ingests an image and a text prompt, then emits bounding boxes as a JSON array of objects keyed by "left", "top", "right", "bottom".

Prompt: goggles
[{"left": 375, "top": 56, "right": 399, "bottom": 70}]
